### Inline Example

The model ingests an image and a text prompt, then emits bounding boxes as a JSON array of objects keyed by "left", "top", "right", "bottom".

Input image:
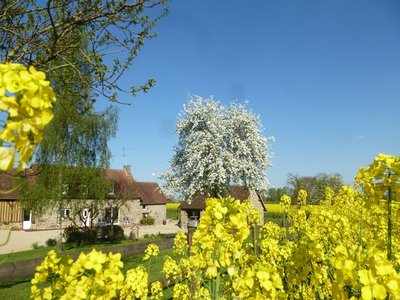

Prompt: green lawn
[
  {"left": 0, "top": 236, "right": 166, "bottom": 264},
  {"left": 0, "top": 279, "right": 32, "bottom": 300}
]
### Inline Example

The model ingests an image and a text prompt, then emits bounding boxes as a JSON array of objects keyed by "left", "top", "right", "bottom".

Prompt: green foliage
[
  {"left": 45, "top": 239, "right": 57, "bottom": 247},
  {"left": 287, "top": 172, "right": 343, "bottom": 204},
  {"left": 265, "top": 186, "right": 292, "bottom": 203},
  {"left": 31, "top": 242, "right": 41, "bottom": 250},
  {"left": 0, "top": 0, "right": 169, "bottom": 104},
  {"left": 17, "top": 34, "right": 119, "bottom": 225},
  {"left": 63, "top": 225, "right": 97, "bottom": 245},
  {"left": 3, "top": 0, "right": 166, "bottom": 231},
  {"left": 140, "top": 216, "right": 155, "bottom": 225},
  {"left": 100, "top": 225, "right": 125, "bottom": 242},
  {"left": 63, "top": 225, "right": 81, "bottom": 244}
]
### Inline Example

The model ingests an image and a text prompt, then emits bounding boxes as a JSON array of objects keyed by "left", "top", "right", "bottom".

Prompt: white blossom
[{"left": 159, "top": 95, "right": 273, "bottom": 200}]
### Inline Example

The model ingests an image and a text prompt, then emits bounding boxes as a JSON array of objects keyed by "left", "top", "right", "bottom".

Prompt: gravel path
[{"left": 0, "top": 220, "right": 184, "bottom": 255}]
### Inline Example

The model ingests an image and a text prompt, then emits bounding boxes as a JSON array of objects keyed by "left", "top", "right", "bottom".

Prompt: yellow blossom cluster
[
  {"left": 143, "top": 243, "right": 160, "bottom": 261},
  {"left": 31, "top": 245, "right": 163, "bottom": 300},
  {"left": 149, "top": 281, "right": 163, "bottom": 300},
  {"left": 120, "top": 265, "right": 148, "bottom": 300},
  {"left": 0, "top": 63, "right": 56, "bottom": 170},
  {"left": 172, "top": 231, "right": 188, "bottom": 256},
  {"left": 297, "top": 189, "right": 308, "bottom": 206},
  {"left": 162, "top": 197, "right": 284, "bottom": 299},
  {"left": 331, "top": 244, "right": 400, "bottom": 299},
  {"left": 279, "top": 194, "right": 291, "bottom": 213},
  {"left": 356, "top": 153, "right": 400, "bottom": 204},
  {"left": 31, "top": 249, "right": 124, "bottom": 299}
]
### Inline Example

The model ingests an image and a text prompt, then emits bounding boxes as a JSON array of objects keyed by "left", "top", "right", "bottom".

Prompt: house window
[
  {"left": 60, "top": 208, "right": 71, "bottom": 219},
  {"left": 105, "top": 207, "right": 119, "bottom": 224}
]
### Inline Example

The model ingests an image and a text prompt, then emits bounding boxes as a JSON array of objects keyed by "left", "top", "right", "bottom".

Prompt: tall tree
[
  {"left": 287, "top": 173, "right": 343, "bottom": 204},
  {"left": 18, "top": 98, "right": 118, "bottom": 248},
  {"left": 2, "top": 1, "right": 167, "bottom": 249},
  {"left": 265, "top": 187, "right": 292, "bottom": 203},
  {"left": 18, "top": 28, "right": 118, "bottom": 249},
  {"left": 160, "top": 95, "right": 273, "bottom": 200},
  {"left": 19, "top": 22, "right": 117, "bottom": 207},
  {"left": 0, "top": 0, "right": 168, "bottom": 106}
]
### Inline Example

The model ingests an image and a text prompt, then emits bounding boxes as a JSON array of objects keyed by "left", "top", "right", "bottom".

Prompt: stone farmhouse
[
  {"left": 0, "top": 166, "right": 167, "bottom": 230},
  {"left": 179, "top": 186, "right": 266, "bottom": 229}
]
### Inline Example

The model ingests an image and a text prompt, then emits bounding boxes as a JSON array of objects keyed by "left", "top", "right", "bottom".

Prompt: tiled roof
[
  {"left": 179, "top": 196, "right": 206, "bottom": 210},
  {"left": 0, "top": 167, "right": 167, "bottom": 205},
  {"left": 0, "top": 168, "right": 37, "bottom": 200},
  {"left": 106, "top": 169, "right": 135, "bottom": 199},
  {"left": 0, "top": 171, "right": 20, "bottom": 200},
  {"left": 133, "top": 182, "right": 167, "bottom": 205},
  {"left": 180, "top": 186, "right": 262, "bottom": 210}
]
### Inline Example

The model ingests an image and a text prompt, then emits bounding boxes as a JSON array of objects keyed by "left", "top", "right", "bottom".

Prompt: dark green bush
[
  {"left": 100, "top": 225, "right": 125, "bottom": 242},
  {"left": 63, "top": 225, "right": 97, "bottom": 245},
  {"left": 140, "top": 216, "right": 155, "bottom": 225},
  {"left": 63, "top": 225, "right": 81, "bottom": 243},
  {"left": 83, "top": 228, "right": 97, "bottom": 244},
  {"left": 46, "top": 238, "right": 57, "bottom": 247}
]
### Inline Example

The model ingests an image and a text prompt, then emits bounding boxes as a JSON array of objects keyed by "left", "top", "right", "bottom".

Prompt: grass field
[
  {"left": 0, "top": 235, "right": 167, "bottom": 264},
  {"left": 166, "top": 202, "right": 284, "bottom": 223},
  {"left": 265, "top": 203, "right": 282, "bottom": 213},
  {"left": 265, "top": 203, "right": 284, "bottom": 225},
  {"left": 166, "top": 202, "right": 180, "bottom": 220}
]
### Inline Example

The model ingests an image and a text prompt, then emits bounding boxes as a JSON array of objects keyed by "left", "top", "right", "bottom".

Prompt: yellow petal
[
  {"left": 358, "top": 269, "right": 371, "bottom": 285},
  {"left": 361, "top": 286, "right": 372, "bottom": 300},
  {"left": 372, "top": 284, "right": 386, "bottom": 299},
  {"left": 0, "top": 147, "right": 14, "bottom": 170},
  {"left": 386, "top": 279, "right": 398, "bottom": 291}
]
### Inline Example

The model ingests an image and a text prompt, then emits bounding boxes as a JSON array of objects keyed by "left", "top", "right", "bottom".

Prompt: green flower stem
[{"left": 387, "top": 185, "right": 392, "bottom": 260}]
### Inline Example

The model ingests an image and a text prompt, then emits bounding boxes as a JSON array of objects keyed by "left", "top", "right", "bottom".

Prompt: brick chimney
[{"left": 123, "top": 165, "right": 132, "bottom": 177}]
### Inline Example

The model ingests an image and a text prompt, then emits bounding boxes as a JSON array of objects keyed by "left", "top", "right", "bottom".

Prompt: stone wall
[
  {"left": 180, "top": 210, "right": 189, "bottom": 229},
  {"left": 33, "top": 207, "right": 74, "bottom": 230},
  {"left": 119, "top": 199, "right": 142, "bottom": 225},
  {"left": 1, "top": 199, "right": 168, "bottom": 230},
  {"left": 146, "top": 204, "right": 166, "bottom": 225},
  {"left": 0, "top": 222, "right": 22, "bottom": 230}
]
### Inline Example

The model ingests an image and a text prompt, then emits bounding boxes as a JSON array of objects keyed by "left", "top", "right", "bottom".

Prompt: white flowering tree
[{"left": 160, "top": 95, "right": 273, "bottom": 200}]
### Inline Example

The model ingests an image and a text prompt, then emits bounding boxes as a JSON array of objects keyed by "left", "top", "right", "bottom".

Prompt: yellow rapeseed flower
[{"left": 0, "top": 62, "right": 56, "bottom": 170}]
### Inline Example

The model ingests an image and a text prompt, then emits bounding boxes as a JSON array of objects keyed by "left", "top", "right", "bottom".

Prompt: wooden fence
[{"left": 0, "top": 200, "right": 22, "bottom": 223}]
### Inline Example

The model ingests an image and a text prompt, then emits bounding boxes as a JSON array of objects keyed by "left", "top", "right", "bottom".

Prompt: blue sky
[{"left": 106, "top": 0, "right": 400, "bottom": 188}]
